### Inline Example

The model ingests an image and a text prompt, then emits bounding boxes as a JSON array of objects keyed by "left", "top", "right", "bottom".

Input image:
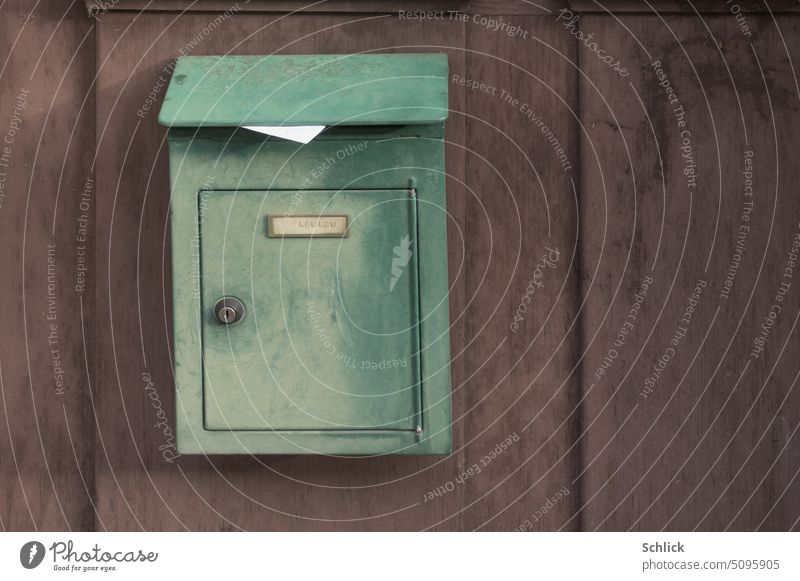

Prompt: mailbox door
[{"left": 200, "top": 189, "right": 422, "bottom": 433}]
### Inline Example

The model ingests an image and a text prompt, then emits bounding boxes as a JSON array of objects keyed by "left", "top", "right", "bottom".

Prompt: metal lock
[{"left": 214, "top": 297, "right": 245, "bottom": 325}]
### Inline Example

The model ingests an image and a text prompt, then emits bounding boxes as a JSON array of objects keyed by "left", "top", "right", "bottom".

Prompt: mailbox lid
[
  {"left": 158, "top": 54, "right": 448, "bottom": 128},
  {"left": 200, "top": 189, "right": 422, "bottom": 432}
]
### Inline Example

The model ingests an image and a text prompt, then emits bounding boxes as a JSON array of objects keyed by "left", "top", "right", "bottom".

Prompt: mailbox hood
[{"left": 158, "top": 53, "right": 449, "bottom": 128}]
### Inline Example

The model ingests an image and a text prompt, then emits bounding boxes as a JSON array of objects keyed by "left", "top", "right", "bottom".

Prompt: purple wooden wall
[{"left": 1, "top": 0, "right": 798, "bottom": 531}]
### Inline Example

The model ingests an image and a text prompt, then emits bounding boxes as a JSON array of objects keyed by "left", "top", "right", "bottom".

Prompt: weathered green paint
[
  {"left": 160, "top": 55, "right": 451, "bottom": 455},
  {"left": 158, "top": 54, "right": 449, "bottom": 127},
  {"left": 202, "top": 189, "right": 421, "bottom": 431}
]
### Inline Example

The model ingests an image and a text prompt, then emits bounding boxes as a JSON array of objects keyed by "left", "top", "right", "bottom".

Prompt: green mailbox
[{"left": 158, "top": 54, "right": 452, "bottom": 455}]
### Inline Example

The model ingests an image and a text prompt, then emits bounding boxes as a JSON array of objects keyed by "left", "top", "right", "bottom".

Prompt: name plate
[{"left": 268, "top": 215, "right": 349, "bottom": 238}]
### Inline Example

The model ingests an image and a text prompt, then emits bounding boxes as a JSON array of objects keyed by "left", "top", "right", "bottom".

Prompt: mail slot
[{"left": 158, "top": 54, "right": 452, "bottom": 454}]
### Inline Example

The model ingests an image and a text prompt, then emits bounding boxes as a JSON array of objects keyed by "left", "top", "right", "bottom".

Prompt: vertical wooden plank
[
  {"left": 0, "top": 1, "right": 95, "bottom": 530},
  {"left": 577, "top": 13, "right": 800, "bottom": 530},
  {"left": 94, "top": 10, "right": 468, "bottom": 530},
  {"left": 460, "top": 13, "right": 581, "bottom": 530}
]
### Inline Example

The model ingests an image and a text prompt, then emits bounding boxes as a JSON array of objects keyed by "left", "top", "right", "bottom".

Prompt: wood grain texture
[
  {"left": 0, "top": 1, "right": 95, "bottom": 530},
  {"left": 4, "top": 2, "right": 799, "bottom": 532},
  {"left": 577, "top": 14, "right": 800, "bottom": 531},
  {"left": 570, "top": 1, "right": 800, "bottom": 13},
  {"left": 459, "top": 14, "right": 581, "bottom": 531},
  {"left": 94, "top": 10, "right": 468, "bottom": 531},
  {"left": 86, "top": 0, "right": 800, "bottom": 15},
  {"left": 88, "top": 0, "right": 567, "bottom": 15}
]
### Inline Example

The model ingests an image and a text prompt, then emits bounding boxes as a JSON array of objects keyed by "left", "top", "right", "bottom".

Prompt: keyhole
[
  {"left": 213, "top": 297, "right": 245, "bottom": 325},
  {"left": 220, "top": 306, "right": 235, "bottom": 322}
]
